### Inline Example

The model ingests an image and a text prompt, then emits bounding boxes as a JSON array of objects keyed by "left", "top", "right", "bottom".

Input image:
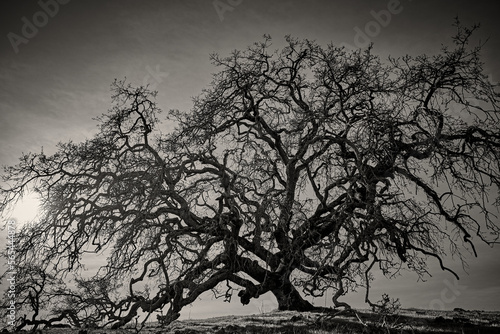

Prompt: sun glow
[{"left": 8, "top": 192, "right": 42, "bottom": 225}]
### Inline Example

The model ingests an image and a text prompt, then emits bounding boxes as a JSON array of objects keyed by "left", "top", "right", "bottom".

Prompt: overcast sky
[{"left": 1, "top": 0, "right": 499, "bottom": 318}]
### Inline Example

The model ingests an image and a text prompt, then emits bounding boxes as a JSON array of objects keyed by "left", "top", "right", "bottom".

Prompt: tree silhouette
[{"left": 1, "top": 22, "right": 499, "bottom": 329}]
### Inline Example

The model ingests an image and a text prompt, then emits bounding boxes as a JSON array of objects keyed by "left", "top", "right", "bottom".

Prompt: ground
[{"left": 7, "top": 308, "right": 500, "bottom": 334}]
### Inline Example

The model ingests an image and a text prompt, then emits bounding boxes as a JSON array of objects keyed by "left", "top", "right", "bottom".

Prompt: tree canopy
[{"left": 1, "top": 22, "right": 499, "bottom": 330}]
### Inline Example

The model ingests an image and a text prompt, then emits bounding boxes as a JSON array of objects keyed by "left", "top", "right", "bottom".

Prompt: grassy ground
[
  {"left": 155, "top": 308, "right": 500, "bottom": 333},
  {"left": 16, "top": 308, "right": 500, "bottom": 334}
]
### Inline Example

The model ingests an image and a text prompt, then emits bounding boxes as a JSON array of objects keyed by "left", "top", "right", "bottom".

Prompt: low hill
[{"left": 22, "top": 308, "right": 500, "bottom": 334}]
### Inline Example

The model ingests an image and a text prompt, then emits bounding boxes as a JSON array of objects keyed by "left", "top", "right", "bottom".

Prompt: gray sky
[{"left": 1, "top": 0, "right": 499, "bottom": 318}]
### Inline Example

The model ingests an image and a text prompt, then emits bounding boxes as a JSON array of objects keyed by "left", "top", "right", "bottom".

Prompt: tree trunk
[{"left": 271, "top": 278, "right": 316, "bottom": 311}]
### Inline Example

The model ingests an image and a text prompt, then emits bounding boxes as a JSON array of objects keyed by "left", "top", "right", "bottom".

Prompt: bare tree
[{"left": 1, "top": 21, "right": 499, "bottom": 329}]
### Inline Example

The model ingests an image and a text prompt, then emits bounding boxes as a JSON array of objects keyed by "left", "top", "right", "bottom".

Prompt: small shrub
[{"left": 372, "top": 293, "right": 401, "bottom": 316}]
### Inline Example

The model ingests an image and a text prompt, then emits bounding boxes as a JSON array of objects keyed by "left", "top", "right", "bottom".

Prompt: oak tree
[{"left": 1, "top": 22, "right": 499, "bottom": 329}]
